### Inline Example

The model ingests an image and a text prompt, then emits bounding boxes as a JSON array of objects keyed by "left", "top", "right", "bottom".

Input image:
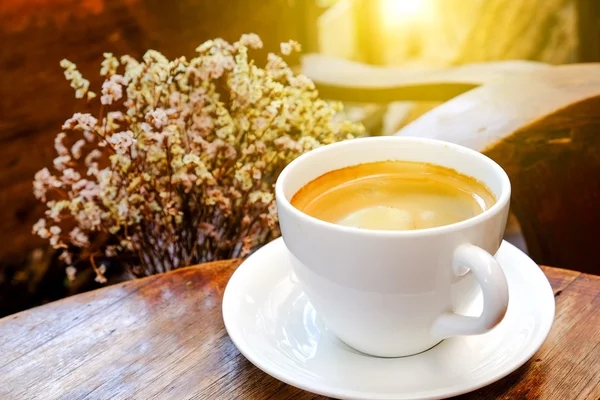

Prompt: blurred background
[{"left": 1, "top": 0, "right": 599, "bottom": 316}]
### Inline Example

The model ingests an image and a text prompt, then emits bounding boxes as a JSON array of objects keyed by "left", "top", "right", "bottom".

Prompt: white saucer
[{"left": 222, "top": 238, "right": 555, "bottom": 400}]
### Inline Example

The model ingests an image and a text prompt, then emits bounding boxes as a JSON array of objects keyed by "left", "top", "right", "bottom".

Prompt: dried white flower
[
  {"left": 106, "top": 131, "right": 136, "bottom": 154},
  {"left": 63, "top": 113, "right": 98, "bottom": 132},
  {"left": 280, "top": 40, "right": 301, "bottom": 55},
  {"left": 105, "top": 245, "right": 118, "bottom": 257},
  {"left": 33, "top": 168, "right": 63, "bottom": 202},
  {"left": 71, "top": 139, "right": 86, "bottom": 160},
  {"left": 60, "top": 251, "right": 73, "bottom": 266},
  {"left": 146, "top": 108, "right": 169, "bottom": 129},
  {"left": 100, "top": 74, "right": 127, "bottom": 105},
  {"left": 54, "top": 133, "right": 69, "bottom": 156},
  {"left": 61, "top": 168, "right": 81, "bottom": 184},
  {"left": 69, "top": 227, "right": 89, "bottom": 247},
  {"left": 239, "top": 33, "right": 263, "bottom": 49},
  {"left": 61, "top": 59, "right": 90, "bottom": 99},
  {"left": 100, "top": 53, "right": 119, "bottom": 77},
  {"left": 66, "top": 265, "right": 77, "bottom": 281},
  {"left": 32, "top": 218, "right": 49, "bottom": 238}
]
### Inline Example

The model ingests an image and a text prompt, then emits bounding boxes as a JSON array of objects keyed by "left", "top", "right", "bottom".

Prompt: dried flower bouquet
[{"left": 32, "top": 34, "right": 364, "bottom": 283}]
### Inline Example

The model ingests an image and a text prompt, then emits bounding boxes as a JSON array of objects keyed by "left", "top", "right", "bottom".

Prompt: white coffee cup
[{"left": 275, "top": 136, "right": 510, "bottom": 358}]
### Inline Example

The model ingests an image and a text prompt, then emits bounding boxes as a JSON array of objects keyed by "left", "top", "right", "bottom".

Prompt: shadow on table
[{"left": 452, "top": 358, "right": 546, "bottom": 399}]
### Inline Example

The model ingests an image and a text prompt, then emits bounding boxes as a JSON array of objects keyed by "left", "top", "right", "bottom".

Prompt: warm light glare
[{"left": 380, "top": 0, "right": 433, "bottom": 28}]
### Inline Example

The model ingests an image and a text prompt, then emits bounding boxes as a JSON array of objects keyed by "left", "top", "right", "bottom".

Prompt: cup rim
[{"left": 275, "top": 136, "right": 511, "bottom": 238}]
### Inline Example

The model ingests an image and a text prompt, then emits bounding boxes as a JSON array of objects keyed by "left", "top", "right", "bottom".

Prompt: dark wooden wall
[
  {"left": 577, "top": 0, "right": 600, "bottom": 62},
  {"left": 0, "top": 0, "right": 303, "bottom": 261}
]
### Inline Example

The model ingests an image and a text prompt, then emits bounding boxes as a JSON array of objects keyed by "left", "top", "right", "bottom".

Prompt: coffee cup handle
[{"left": 430, "top": 243, "right": 509, "bottom": 339}]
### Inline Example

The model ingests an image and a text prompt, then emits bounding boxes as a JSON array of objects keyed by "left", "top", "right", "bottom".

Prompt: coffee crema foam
[{"left": 290, "top": 161, "right": 496, "bottom": 231}]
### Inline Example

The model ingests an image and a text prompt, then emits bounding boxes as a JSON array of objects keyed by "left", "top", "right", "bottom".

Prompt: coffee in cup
[{"left": 290, "top": 160, "right": 496, "bottom": 231}]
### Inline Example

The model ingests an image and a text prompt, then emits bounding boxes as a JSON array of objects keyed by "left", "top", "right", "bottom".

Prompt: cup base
[{"left": 337, "top": 336, "right": 445, "bottom": 359}]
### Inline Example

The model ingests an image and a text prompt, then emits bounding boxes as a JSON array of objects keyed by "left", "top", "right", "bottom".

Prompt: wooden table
[{"left": 0, "top": 261, "right": 598, "bottom": 400}]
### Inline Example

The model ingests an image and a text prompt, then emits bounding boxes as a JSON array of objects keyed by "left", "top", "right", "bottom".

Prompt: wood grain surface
[{"left": 0, "top": 261, "right": 598, "bottom": 400}]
